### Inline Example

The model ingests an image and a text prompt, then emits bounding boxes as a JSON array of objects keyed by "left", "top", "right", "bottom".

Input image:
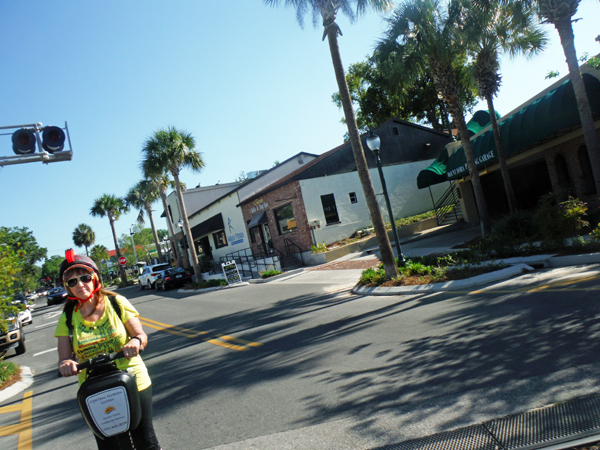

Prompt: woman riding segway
[{"left": 54, "top": 249, "right": 162, "bottom": 450}]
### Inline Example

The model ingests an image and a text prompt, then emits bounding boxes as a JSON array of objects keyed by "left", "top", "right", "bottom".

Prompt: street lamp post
[
  {"left": 129, "top": 226, "right": 139, "bottom": 264},
  {"left": 366, "top": 130, "right": 405, "bottom": 265}
]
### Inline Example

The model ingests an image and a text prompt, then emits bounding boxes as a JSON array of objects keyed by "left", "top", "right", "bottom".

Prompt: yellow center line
[
  {"left": 139, "top": 317, "right": 262, "bottom": 351},
  {"left": 0, "top": 390, "right": 32, "bottom": 450}
]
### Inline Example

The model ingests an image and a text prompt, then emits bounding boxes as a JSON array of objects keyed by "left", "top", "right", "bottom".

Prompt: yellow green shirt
[{"left": 54, "top": 294, "right": 151, "bottom": 391}]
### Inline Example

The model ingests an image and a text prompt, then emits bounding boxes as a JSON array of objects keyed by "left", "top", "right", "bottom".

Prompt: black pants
[{"left": 94, "top": 385, "right": 161, "bottom": 450}]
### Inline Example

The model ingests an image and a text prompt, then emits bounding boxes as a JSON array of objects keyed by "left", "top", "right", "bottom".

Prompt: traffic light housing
[
  {"left": 42, "top": 126, "right": 65, "bottom": 153},
  {"left": 11, "top": 126, "right": 66, "bottom": 155},
  {"left": 12, "top": 128, "right": 36, "bottom": 155}
]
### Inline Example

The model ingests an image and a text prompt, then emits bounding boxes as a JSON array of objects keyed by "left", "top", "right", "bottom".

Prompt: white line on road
[
  {"left": 35, "top": 320, "right": 58, "bottom": 329},
  {"left": 33, "top": 348, "right": 57, "bottom": 357}
]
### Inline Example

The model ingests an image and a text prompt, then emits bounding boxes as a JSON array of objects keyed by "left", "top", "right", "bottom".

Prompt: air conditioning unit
[{"left": 308, "top": 219, "right": 320, "bottom": 229}]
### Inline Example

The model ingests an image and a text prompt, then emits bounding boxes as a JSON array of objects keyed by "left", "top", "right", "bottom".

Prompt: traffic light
[
  {"left": 11, "top": 126, "right": 66, "bottom": 155},
  {"left": 11, "top": 128, "right": 36, "bottom": 155},
  {"left": 42, "top": 126, "right": 65, "bottom": 153}
]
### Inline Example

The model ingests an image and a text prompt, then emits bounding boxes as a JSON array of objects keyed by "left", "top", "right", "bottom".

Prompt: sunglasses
[{"left": 66, "top": 274, "right": 93, "bottom": 288}]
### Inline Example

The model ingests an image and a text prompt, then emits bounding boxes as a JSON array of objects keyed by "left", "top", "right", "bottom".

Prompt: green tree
[
  {"left": 0, "top": 226, "right": 47, "bottom": 292},
  {"left": 89, "top": 245, "right": 110, "bottom": 279},
  {"left": 462, "top": 0, "right": 547, "bottom": 212},
  {"left": 0, "top": 229, "right": 22, "bottom": 332},
  {"left": 141, "top": 127, "right": 205, "bottom": 279},
  {"left": 41, "top": 255, "right": 64, "bottom": 286},
  {"left": 379, "top": 0, "right": 492, "bottom": 236},
  {"left": 125, "top": 180, "right": 165, "bottom": 263},
  {"left": 264, "top": 0, "right": 399, "bottom": 278},
  {"left": 90, "top": 194, "right": 130, "bottom": 282},
  {"left": 72, "top": 223, "right": 96, "bottom": 256}
]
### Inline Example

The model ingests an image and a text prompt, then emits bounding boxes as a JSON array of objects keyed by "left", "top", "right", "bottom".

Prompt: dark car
[
  {"left": 47, "top": 287, "right": 68, "bottom": 306},
  {"left": 0, "top": 314, "right": 26, "bottom": 356},
  {"left": 156, "top": 267, "right": 192, "bottom": 291}
]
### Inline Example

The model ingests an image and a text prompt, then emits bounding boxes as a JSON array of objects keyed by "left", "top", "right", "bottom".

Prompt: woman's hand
[
  {"left": 123, "top": 337, "right": 142, "bottom": 359},
  {"left": 58, "top": 359, "right": 78, "bottom": 377}
]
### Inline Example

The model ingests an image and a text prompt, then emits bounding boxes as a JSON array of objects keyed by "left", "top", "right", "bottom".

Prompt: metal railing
[
  {"left": 434, "top": 182, "right": 460, "bottom": 225},
  {"left": 283, "top": 238, "right": 304, "bottom": 266},
  {"left": 222, "top": 246, "right": 283, "bottom": 279}
]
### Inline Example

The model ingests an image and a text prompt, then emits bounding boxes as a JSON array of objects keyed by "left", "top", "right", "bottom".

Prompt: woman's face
[{"left": 64, "top": 268, "right": 96, "bottom": 301}]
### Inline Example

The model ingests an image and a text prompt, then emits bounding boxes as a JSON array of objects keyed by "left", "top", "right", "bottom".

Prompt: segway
[{"left": 64, "top": 350, "right": 143, "bottom": 447}]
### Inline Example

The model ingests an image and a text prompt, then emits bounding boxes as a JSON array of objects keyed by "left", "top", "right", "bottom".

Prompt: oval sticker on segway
[{"left": 85, "top": 386, "right": 130, "bottom": 437}]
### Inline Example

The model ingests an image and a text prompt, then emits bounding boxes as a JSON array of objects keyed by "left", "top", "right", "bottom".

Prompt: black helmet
[{"left": 59, "top": 249, "right": 102, "bottom": 284}]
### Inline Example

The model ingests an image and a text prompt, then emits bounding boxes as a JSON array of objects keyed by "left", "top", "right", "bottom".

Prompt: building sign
[
  {"left": 221, "top": 260, "right": 242, "bottom": 285},
  {"left": 250, "top": 198, "right": 269, "bottom": 214},
  {"left": 227, "top": 218, "right": 245, "bottom": 246}
]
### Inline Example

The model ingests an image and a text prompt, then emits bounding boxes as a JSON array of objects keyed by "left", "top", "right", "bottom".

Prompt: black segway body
[{"left": 76, "top": 354, "right": 142, "bottom": 440}]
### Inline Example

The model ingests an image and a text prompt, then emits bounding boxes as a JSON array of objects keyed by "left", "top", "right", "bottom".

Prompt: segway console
[{"left": 76, "top": 350, "right": 142, "bottom": 440}]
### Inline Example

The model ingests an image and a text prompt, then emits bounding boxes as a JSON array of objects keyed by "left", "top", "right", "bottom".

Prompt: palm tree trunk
[
  {"left": 450, "top": 101, "right": 492, "bottom": 236},
  {"left": 159, "top": 188, "right": 183, "bottom": 268},
  {"left": 325, "top": 26, "right": 398, "bottom": 279},
  {"left": 172, "top": 172, "right": 202, "bottom": 281},
  {"left": 486, "top": 94, "right": 517, "bottom": 211},
  {"left": 555, "top": 21, "right": 600, "bottom": 195},
  {"left": 145, "top": 203, "right": 164, "bottom": 263},
  {"left": 109, "top": 216, "right": 128, "bottom": 282}
]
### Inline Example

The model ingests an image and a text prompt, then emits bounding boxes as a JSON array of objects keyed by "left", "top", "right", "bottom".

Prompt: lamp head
[
  {"left": 366, "top": 130, "right": 381, "bottom": 157},
  {"left": 177, "top": 219, "right": 184, "bottom": 229}
]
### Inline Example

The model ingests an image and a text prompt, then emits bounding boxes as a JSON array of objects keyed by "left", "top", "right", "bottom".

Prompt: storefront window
[
  {"left": 212, "top": 230, "right": 228, "bottom": 249},
  {"left": 273, "top": 204, "right": 297, "bottom": 235}
]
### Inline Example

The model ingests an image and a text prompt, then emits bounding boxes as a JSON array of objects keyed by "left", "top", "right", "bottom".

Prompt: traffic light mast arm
[{"left": 0, "top": 121, "right": 72, "bottom": 167}]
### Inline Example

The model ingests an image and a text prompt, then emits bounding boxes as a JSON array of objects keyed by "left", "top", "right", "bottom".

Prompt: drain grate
[
  {"left": 485, "top": 394, "right": 600, "bottom": 450},
  {"left": 367, "top": 394, "right": 600, "bottom": 450},
  {"left": 370, "top": 424, "right": 500, "bottom": 450}
]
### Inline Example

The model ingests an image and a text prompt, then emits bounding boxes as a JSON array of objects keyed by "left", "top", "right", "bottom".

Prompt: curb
[
  {"left": 0, "top": 366, "right": 33, "bottom": 403},
  {"left": 352, "top": 264, "right": 535, "bottom": 296},
  {"left": 178, "top": 282, "right": 250, "bottom": 294}
]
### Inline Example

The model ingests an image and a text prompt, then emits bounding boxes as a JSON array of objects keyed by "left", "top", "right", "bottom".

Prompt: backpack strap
[{"left": 66, "top": 295, "right": 123, "bottom": 345}]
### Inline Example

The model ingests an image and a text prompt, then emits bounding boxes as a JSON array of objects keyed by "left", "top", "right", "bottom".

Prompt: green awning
[
  {"left": 417, "top": 148, "right": 448, "bottom": 189},
  {"left": 446, "top": 73, "right": 600, "bottom": 180},
  {"left": 466, "top": 110, "right": 501, "bottom": 136}
]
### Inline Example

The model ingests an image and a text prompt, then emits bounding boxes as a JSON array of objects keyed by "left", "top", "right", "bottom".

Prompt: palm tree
[
  {"left": 379, "top": 0, "right": 492, "bottom": 236},
  {"left": 141, "top": 127, "right": 204, "bottom": 280},
  {"left": 463, "top": 0, "right": 547, "bottom": 211},
  {"left": 264, "top": 0, "right": 399, "bottom": 278},
  {"left": 145, "top": 174, "right": 185, "bottom": 268},
  {"left": 90, "top": 194, "right": 130, "bottom": 282},
  {"left": 72, "top": 223, "right": 95, "bottom": 256},
  {"left": 125, "top": 180, "right": 165, "bottom": 264},
  {"left": 487, "top": 0, "right": 600, "bottom": 195}
]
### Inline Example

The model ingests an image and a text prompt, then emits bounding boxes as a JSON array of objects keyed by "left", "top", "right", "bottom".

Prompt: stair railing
[
  {"left": 283, "top": 238, "right": 304, "bottom": 266},
  {"left": 434, "top": 182, "right": 460, "bottom": 225}
]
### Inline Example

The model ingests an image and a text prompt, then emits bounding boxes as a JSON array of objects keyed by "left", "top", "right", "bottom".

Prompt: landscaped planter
[{"left": 302, "top": 217, "right": 439, "bottom": 265}]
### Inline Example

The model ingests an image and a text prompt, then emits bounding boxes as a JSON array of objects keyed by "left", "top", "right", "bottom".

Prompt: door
[{"left": 261, "top": 224, "right": 273, "bottom": 253}]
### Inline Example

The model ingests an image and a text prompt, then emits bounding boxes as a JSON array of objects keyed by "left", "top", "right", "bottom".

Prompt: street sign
[{"left": 118, "top": 256, "right": 127, "bottom": 266}]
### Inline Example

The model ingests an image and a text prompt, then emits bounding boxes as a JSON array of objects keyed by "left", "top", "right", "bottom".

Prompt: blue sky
[{"left": 1, "top": 0, "right": 599, "bottom": 261}]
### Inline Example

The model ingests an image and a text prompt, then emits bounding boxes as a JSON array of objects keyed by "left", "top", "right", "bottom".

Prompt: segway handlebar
[{"left": 57, "top": 349, "right": 143, "bottom": 377}]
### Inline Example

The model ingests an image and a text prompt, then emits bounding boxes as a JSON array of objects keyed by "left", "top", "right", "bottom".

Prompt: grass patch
[{"left": 0, "top": 358, "right": 20, "bottom": 390}]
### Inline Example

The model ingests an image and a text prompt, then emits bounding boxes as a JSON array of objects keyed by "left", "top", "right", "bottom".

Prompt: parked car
[
  {"left": 12, "top": 299, "right": 33, "bottom": 325},
  {"left": 139, "top": 263, "right": 171, "bottom": 290},
  {"left": 0, "top": 314, "right": 26, "bottom": 356},
  {"left": 26, "top": 292, "right": 39, "bottom": 301},
  {"left": 156, "top": 267, "right": 193, "bottom": 291},
  {"left": 47, "top": 287, "right": 68, "bottom": 306},
  {"left": 36, "top": 288, "right": 49, "bottom": 297}
]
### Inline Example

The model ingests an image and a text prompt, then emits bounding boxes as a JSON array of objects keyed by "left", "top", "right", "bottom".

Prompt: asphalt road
[{"left": 2, "top": 265, "right": 600, "bottom": 450}]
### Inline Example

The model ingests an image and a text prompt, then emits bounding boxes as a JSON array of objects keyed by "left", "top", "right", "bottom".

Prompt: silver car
[{"left": 139, "top": 263, "right": 171, "bottom": 290}]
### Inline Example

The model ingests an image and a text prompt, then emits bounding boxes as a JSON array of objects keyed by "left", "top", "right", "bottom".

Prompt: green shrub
[
  {"left": 186, "top": 279, "right": 228, "bottom": 290},
  {"left": 359, "top": 267, "right": 387, "bottom": 286},
  {"left": 0, "top": 358, "right": 19, "bottom": 386},
  {"left": 260, "top": 270, "right": 281, "bottom": 279},
  {"left": 311, "top": 242, "right": 328, "bottom": 253}
]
